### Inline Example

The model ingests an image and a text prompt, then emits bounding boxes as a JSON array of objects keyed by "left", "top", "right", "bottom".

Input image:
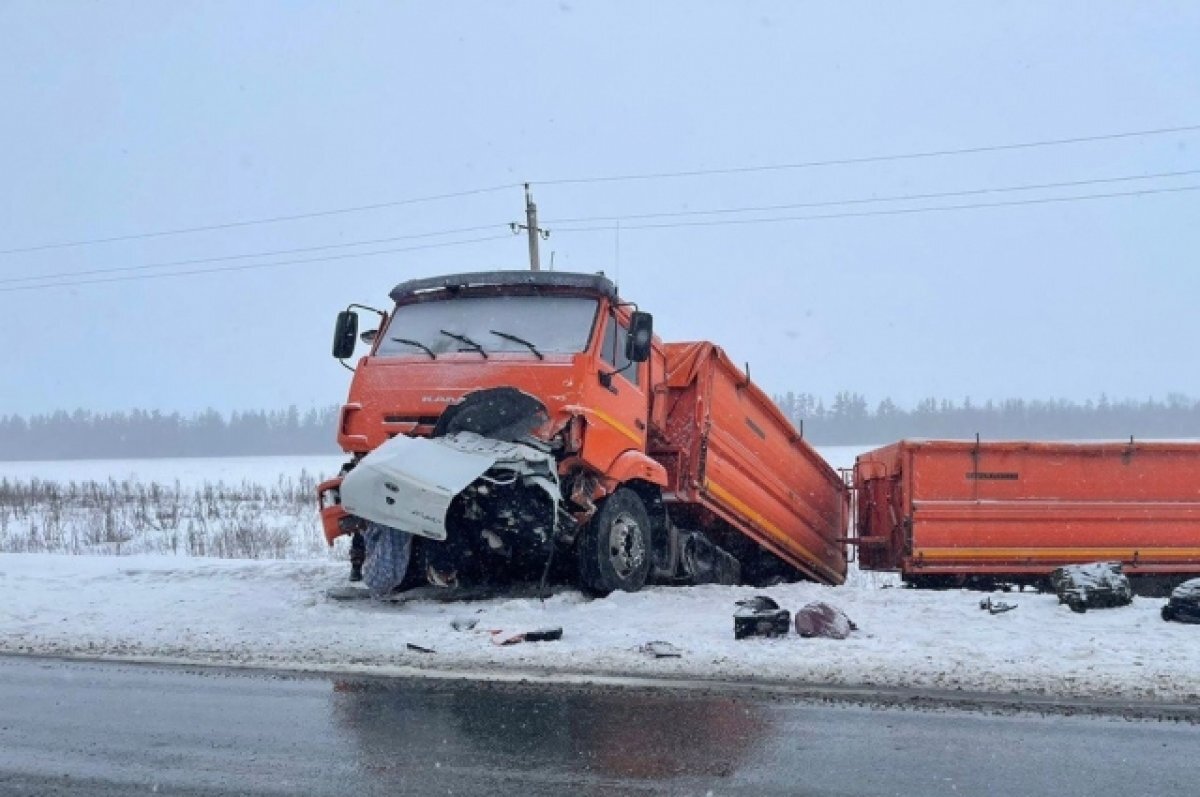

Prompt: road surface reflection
[{"left": 330, "top": 678, "right": 770, "bottom": 789}]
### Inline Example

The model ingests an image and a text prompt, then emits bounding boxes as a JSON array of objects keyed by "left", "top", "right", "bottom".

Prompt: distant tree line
[
  {"left": 776, "top": 392, "right": 1200, "bottom": 445},
  {"left": 2, "top": 394, "right": 1199, "bottom": 460},
  {"left": 0, "top": 406, "right": 340, "bottom": 460}
]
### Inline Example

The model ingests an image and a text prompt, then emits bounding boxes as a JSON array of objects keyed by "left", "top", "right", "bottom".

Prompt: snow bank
[{"left": 2, "top": 553, "right": 1196, "bottom": 702}]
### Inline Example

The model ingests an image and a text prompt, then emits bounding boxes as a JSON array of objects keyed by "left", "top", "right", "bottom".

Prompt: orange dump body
[
  {"left": 855, "top": 439, "right": 1200, "bottom": 579},
  {"left": 651, "top": 342, "right": 848, "bottom": 585}
]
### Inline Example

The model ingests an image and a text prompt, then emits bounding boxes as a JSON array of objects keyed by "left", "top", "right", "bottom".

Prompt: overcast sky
[{"left": 2, "top": 1, "right": 1198, "bottom": 417}]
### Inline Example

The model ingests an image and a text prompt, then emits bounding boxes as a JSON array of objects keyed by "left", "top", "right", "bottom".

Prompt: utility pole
[{"left": 511, "top": 183, "right": 549, "bottom": 271}]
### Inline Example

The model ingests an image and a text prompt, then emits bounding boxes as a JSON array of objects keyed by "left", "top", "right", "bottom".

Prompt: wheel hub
[{"left": 608, "top": 512, "right": 645, "bottom": 579}]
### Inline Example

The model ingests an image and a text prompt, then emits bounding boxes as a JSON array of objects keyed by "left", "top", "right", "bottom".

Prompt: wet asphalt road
[{"left": 0, "top": 656, "right": 1196, "bottom": 796}]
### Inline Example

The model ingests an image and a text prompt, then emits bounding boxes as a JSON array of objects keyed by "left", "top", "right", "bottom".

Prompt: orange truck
[
  {"left": 854, "top": 439, "right": 1200, "bottom": 589},
  {"left": 317, "top": 271, "right": 847, "bottom": 595}
]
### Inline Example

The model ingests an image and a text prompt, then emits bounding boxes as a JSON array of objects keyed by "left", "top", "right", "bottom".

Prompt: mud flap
[{"left": 679, "top": 531, "right": 742, "bottom": 585}]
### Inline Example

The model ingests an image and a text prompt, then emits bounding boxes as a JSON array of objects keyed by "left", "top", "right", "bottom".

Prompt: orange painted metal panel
[
  {"left": 855, "top": 439, "right": 1200, "bottom": 577},
  {"left": 652, "top": 342, "right": 847, "bottom": 584}
]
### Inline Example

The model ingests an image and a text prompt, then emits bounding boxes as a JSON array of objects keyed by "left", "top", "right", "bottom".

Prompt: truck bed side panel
[{"left": 654, "top": 342, "right": 847, "bottom": 584}]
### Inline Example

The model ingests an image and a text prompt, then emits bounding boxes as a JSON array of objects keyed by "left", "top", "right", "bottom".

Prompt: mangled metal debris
[
  {"left": 1051, "top": 562, "right": 1133, "bottom": 613},
  {"left": 637, "top": 640, "right": 683, "bottom": 658},
  {"left": 1161, "top": 578, "right": 1200, "bottom": 623},
  {"left": 490, "top": 627, "right": 563, "bottom": 645},
  {"left": 979, "top": 596, "right": 1018, "bottom": 614},
  {"left": 341, "top": 431, "right": 561, "bottom": 542},
  {"left": 734, "top": 596, "right": 791, "bottom": 639}
]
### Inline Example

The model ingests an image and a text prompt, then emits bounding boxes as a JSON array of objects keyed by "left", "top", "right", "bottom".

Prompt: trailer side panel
[{"left": 855, "top": 439, "right": 1200, "bottom": 579}]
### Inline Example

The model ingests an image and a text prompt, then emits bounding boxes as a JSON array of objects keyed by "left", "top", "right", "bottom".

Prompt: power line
[
  {"left": 5, "top": 122, "right": 1197, "bottom": 256},
  {"left": 0, "top": 222, "right": 507, "bottom": 285},
  {"left": 544, "top": 168, "right": 1200, "bottom": 225},
  {"left": 0, "top": 234, "right": 513, "bottom": 294},
  {"left": 6, "top": 185, "right": 1195, "bottom": 294},
  {"left": 534, "top": 124, "right": 1200, "bottom": 187},
  {"left": 0, "top": 184, "right": 521, "bottom": 256},
  {"left": 8, "top": 123, "right": 1200, "bottom": 256},
  {"left": 9, "top": 179, "right": 1194, "bottom": 292},
  {"left": 553, "top": 183, "right": 1200, "bottom": 233}
]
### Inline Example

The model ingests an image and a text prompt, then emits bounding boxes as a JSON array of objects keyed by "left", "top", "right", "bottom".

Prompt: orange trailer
[{"left": 854, "top": 439, "right": 1200, "bottom": 587}]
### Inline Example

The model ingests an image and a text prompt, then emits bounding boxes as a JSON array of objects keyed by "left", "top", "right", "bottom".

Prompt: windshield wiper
[
  {"left": 389, "top": 337, "right": 436, "bottom": 359},
  {"left": 489, "top": 329, "right": 544, "bottom": 360},
  {"left": 438, "top": 329, "right": 488, "bottom": 358}
]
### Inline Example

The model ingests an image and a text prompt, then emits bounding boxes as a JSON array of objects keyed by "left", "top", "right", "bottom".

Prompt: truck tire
[{"left": 577, "top": 488, "right": 653, "bottom": 596}]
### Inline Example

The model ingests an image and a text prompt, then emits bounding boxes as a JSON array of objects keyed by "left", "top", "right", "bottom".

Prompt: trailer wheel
[{"left": 577, "top": 488, "right": 652, "bottom": 596}]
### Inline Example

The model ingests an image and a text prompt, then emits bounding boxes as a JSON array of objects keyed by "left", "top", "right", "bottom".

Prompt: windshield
[{"left": 376, "top": 295, "right": 598, "bottom": 357}]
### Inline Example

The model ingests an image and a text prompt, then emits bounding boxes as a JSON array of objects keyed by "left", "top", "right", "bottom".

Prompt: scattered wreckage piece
[
  {"left": 405, "top": 643, "right": 436, "bottom": 654},
  {"left": 637, "top": 640, "right": 683, "bottom": 658},
  {"left": 979, "top": 596, "right": 1018, "bottom": 614},
  {"left": 325, "top": 584, "right": 373, "bottom": 601},
  {"left": 794, "top": 601, "right": 858, "bottom": 639},
  {"left": 1161, "top": 578, "right": 1200, "bottom": 623},
  {"left": 1051, "top": 562, "right": 1133, "bottom": 613},
  {"left": 491, "top": 627, "right": 563, "bottom": 646},
  {"left": 734, "top": 596, "right": 791, "bottom": 640}
]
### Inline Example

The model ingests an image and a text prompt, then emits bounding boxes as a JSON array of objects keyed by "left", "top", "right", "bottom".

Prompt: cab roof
[{"left": 389, "top": 270, "right": 618, "bottom": 303}]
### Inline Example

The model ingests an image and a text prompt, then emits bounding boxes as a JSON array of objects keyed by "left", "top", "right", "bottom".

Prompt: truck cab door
[{"left": 583, "top": 310, "right": 649, "bottom": 469}]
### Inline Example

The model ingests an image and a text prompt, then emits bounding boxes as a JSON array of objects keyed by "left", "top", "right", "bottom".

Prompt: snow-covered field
[
  {"left": 1, "top": 449, "right": 1197, "bottom": 702},
  {"left": 0, "top": 455, "right": 347, "bottom": 559},
  {"left": 0, "top": 455, "right": 345, "bottom": 489}
]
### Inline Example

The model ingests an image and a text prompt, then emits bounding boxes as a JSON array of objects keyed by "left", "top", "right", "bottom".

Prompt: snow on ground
[
  {"left": 3, "top": 447, "right": 1196, "bottom": 702},
  {"left": 2, "top": 552, "right": 1196, "bottom": 702}
]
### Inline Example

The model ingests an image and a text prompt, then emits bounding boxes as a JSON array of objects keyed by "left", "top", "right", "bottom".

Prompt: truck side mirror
[
  {"left": 626, "top": 311, "right": 653, "bottom": 363},
  {"left": 332, "top": 310, "right": 359, "bottom": 359}
]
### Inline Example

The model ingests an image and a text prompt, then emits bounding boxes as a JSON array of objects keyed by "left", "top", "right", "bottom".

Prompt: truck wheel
[{"left": 577, "top": 488, "right": 652, "bottom": 596}]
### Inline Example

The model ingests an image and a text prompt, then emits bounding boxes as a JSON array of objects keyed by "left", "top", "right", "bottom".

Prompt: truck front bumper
[{"left": 317, "top": 476, "right": 357, "bottom": 546}]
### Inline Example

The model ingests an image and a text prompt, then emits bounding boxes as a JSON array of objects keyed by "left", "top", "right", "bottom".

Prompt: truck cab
[{"left": 333, "top": 271, "right": 660, "bottom": 486}]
